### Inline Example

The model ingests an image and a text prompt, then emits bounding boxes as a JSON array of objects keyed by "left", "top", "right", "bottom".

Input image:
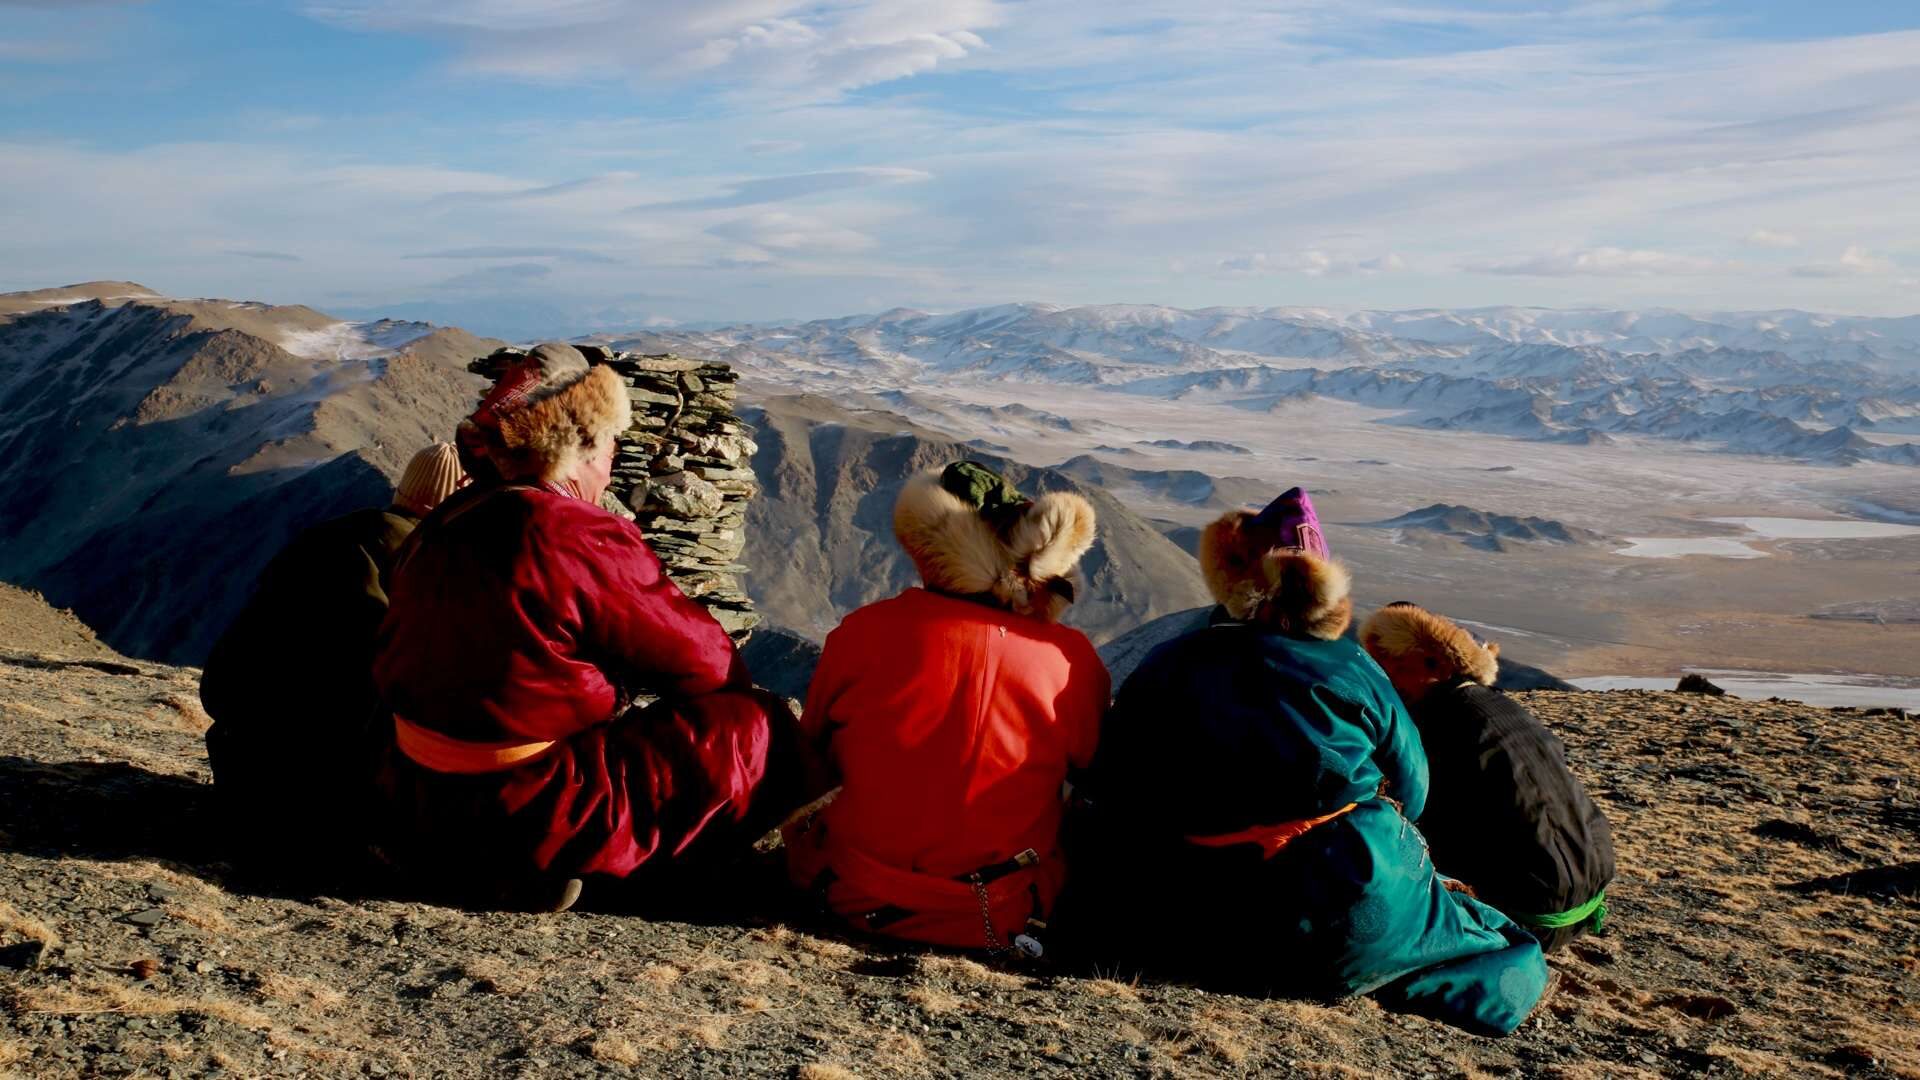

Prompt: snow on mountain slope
[
  {"left": 0, "top": 284, "right": 494, "bottom": 662},
  {"left": 625, "top": 301, "right": 1920, "bottom": 467}
]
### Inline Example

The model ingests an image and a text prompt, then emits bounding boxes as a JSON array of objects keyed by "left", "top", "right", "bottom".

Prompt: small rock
[
  {"left": 126, "top": 908, "right": 167, "bottom": 928},
  {"left": 1676, "top": 674, "right": 1727, "bottom": 696},
  {"left": 129, "top": 957, "right": 161, "bottom": 980}
]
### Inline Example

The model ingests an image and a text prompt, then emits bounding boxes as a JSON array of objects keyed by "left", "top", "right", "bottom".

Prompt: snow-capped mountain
[{"left": 616, "top": 302, "right": 1920, "bottom": 467}]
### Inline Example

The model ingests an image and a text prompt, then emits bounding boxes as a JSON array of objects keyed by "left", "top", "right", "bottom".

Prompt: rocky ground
[{"left": 1, "top": 597, "right": 1917, "bottom": 1078}]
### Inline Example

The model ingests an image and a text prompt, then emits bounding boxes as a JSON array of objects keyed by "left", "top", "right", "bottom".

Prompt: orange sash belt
[
  {"left": 1185, "top": 802, "right": 1358, "bottom": 860},
  {"left": 393, "top": 715, "right": 556, "bottom": 774}
]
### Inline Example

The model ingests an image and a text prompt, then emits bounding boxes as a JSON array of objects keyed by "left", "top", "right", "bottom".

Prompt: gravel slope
[{"left": 1, "top": 607, "right": 1916, "bottom": 1078}]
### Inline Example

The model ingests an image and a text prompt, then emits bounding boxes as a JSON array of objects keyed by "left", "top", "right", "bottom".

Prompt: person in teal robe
[{"left": 1066, "top": 489, "right": 1548, "bottom": 1036}]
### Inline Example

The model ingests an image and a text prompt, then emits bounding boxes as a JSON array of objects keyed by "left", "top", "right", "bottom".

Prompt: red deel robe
[
  {"left": 786, "top": 587, "right": 1109, "bottom": 949},
  {"left": 373, "top": 484, "right": 793, "bottom": 879}
]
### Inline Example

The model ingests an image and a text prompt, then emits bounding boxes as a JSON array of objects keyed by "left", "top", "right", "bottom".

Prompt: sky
[{"left": 1, "top": 0, "right": 1917, "bottom": 335}]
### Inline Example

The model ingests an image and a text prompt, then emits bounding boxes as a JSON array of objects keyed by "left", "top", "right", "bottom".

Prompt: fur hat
[
  {"left": 483, "top": 364, "right": 631, "bottom": 483},
  {"left": 455, "top": 344, "right": 597, "bottom": 484},
  {"left": 892, "top": 462, "right": 1097, "bottom": 622},
  {"left": 392, "top": 442, "right": 466, "bottom": 516},
  {"left": 1199, "top": 487, "right": 1351, "bottom": 639},
  {"left": 1359, "top": 602, "right": 1500, "bottom": 701}
]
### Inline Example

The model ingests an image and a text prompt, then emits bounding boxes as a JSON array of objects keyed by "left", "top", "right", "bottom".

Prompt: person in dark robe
[
  {"left": 1360, "top": 602, "right": 1615, "bottom": 952},
  {"left": 371, "top": 360, "right": 808, "bottom": 912},
  {"left": 1065, "top": 488, "right": 1549, "bottom": 1036},
  {"left": 200, "top": 442, "right": 465, "bottom": 879}
]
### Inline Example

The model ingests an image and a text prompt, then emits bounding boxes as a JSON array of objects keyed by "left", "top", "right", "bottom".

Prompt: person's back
[
  {"left": 1414, "top": 680, "right": 1615, "bottom": 947},
  {"left": 786, "top": 463, "right": 1108, "bottom": 952},
  {"left": 200, "top": 443, "right": 464, "bottom": 877},
  {"left": 806, "top": 588, "right": 1103, "bottom": 877},
  {"left": 1070, "top": 490, "right": 1547, "bottom": 1036},
  {"left": 1362, "top": 602, "right": 1614, "bottom": 950}
]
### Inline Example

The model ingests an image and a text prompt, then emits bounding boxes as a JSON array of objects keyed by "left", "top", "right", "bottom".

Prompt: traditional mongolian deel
[
  {"left": 373, "top": 483, "right": 801, "bottom": 882},
  {"left": 200, "top": 505, "right": 419, "bottom": 871},
  {"left": 467, "top": 346, "right": 762, "bottom": 641},
  {"left": 374, "top": 355, "right": 800, "bottom": 893},
  {"left": 786, "top": 465, "right": 1110, "bottom": 950},
  {"left": 201, "top": 442, "right": 467, "bottom": 874},
  {"left": 1069, "top": 490, "right": 1549, "bottom": 1036},
  {"left": 1362, "top": 604, "right": 1616, "bottom": 951}
]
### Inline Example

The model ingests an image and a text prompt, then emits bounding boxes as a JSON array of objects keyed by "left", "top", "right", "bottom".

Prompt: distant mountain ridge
[
  {"left": 1362, "top": 504, "right": 1609, "bottom": 552},
  {"left": 620, "top": 302, "right": 1920, "bottom": 468},
  {"left": 0, "top": 282, "right": 495, "bottom": 662}
]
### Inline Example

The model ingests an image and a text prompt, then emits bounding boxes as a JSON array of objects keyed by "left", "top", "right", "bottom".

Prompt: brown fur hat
[
  {"left": 892, "top": 468, "right": 1097, "bottom": 622},
  {"left": 1198, "top": 509, "right": 1352, "bottom": 639},
  {"left": 485, "top": 364, "right": 631, "bottom": 483},
  {"left": 1360, "top": 603, "right": 1500, "bottom": 687}
]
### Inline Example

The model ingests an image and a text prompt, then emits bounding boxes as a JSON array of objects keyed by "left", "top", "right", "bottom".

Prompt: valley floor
[{"left": 1, "top": 625, "right": 1917, "bottom": 1077}]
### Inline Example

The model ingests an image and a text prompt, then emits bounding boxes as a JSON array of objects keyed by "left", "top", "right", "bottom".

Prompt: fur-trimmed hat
[
  {"left": 481, "top": 364, "right": 631, "bottom": 483},
  {"left": 893, "top": 462, "right": 1097, "bottom": 622},
  {"left": 1199, "top": 487, "right": 1351, "bottom": 639},
  {"left": 1360, "top": 602, "right": 1500, "bottom": 699}
]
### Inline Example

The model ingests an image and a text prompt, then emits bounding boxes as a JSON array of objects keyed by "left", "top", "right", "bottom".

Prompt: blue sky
[{"left": 2, "top": 0, "right": 1917, "bottom": 334}]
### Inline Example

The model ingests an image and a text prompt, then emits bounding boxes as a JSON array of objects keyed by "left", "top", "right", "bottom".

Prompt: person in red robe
[
  {"left": 785, "top": 462, "right": 1110, "bottom": 953},
  {"left": 373, "top": 361, "right": 805, "bottom": 911}
]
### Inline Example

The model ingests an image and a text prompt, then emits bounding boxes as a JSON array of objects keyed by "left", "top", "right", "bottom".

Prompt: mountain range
[
  {"left": 9, "top": 281, "right": 1920, "bottom": 668},
  {"left": 0, "top": 282, "right": 492, "bottom": 662},
  {"left": 617, "top": 303, "right": 1920, "bottom": 467}
]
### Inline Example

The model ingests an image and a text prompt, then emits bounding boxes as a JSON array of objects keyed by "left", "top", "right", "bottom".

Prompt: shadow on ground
[{"left": 0, "top": 756, "right": 219, "bottom": 870}]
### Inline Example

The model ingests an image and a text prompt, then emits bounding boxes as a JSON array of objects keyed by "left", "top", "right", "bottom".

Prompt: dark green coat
[
  {"left": 1069, "top": 611, "right": 1549, "bottom": 1035},
  {"left": 200, "top": 507, "right": 417, "bottom": 867}
]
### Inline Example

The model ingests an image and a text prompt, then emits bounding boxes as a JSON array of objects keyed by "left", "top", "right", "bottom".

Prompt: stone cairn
[{"left": 468, "top": 346, "right": 761, "bottom": 643}]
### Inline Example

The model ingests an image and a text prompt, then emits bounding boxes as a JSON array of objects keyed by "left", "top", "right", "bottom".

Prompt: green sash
[{"left": 1514, "top": 889, "right": 1607, "bottom": 931}]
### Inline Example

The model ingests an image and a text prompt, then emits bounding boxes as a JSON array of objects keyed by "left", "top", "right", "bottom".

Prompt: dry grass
[
  {"left": 638, "top": 961, "right": 684, "bottom": 990},
  {"left": 147, "top": 692, "right": 211, "bottom": 734},
  {"left": 914, "top": 955, "right": 1025, "bottom": 990},
  {"left": 796, "top": 1064, "right": 862, "bottom": 1080},
  {"left": 1082, "top": 977, "right": 1140, "bottom": 1000},
  {"left": 795, "top": 935, "right": 858, "bottom": 963},
  {"left": 903, "top": 986, "right": 963, "bottom": 1015},
  {"left": 256, "top": 972, "right": 346, "bottom": 1011},
  {"left": 11, "top": 978, "right": 276, "bottom": 1033},
  {"left": 735, "top": 995, "right": 775, "bottom": 1012},
  {"left": 587, "top": 1034, "right": 643, "bottom": 1067},
  {"left": 0, "top": 901, "right": 61, "bottom": 949},
  {"left": 872, "top": 1032, "right": 927, "bottom": 1073},
  {"left": 460, "top": 956, "right": 542, "bottom": 996}
]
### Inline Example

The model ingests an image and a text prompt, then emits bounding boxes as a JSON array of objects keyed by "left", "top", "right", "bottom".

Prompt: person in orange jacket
[{"left": 786, "top": 462, "right": 1110, "bottom": 953}]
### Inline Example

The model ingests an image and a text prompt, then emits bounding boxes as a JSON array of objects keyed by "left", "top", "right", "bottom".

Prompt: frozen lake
[
  {"left": 1616, "top": 516, "right": 1920, "bottom": 559},
  {"left": 1572, "top": 669, "right": 1920, "bottom": 710}
]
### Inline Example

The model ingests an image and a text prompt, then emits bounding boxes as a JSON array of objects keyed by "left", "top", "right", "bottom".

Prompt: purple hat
[{"left": 1250, "top": 486, "right": 1328, "bottom": 559}]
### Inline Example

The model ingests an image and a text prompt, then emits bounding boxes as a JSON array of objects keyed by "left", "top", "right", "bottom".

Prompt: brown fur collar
[
  {"left": 892, "top": 469, "right": 1097, "bottom": 622},
  {"left": 1359, "top": 604, "right": 1500, "bottom": 703},
  {"left": 1199, "top": 509, "right": 1352, "bottom": 640},
  {"left": 488, "top": 365, "right": 631, "bottom": 483}
]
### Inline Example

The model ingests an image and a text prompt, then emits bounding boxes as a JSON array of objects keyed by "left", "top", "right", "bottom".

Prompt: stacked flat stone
[{"left": 467, "top": 346, "right": 761, "bottom": 643}]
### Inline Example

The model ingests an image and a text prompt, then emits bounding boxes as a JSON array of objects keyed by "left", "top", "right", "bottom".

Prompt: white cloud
[
  {"left": 707, "top": 211, "right": 876, "bottom": 253},
  {"left": 1791, "top": 245, "right": 1898, "bottom": 278},
  {"left": 1463, "top": 247, "right": 1727, "bottom": 277},
  {"left": 1219, "top": 251, "right": 1405, "bottom": 277},
  {"left": 1742, "top": 229, "right": 1801, "bottom": 249},
  {"left": 304, "top": 0, "right": 1000, "bottom": 98}
]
